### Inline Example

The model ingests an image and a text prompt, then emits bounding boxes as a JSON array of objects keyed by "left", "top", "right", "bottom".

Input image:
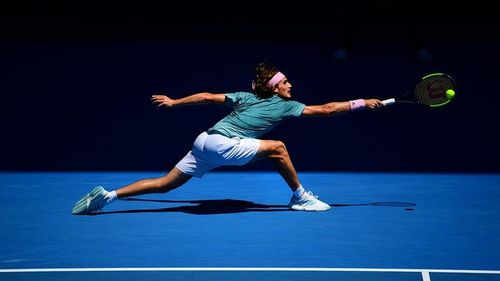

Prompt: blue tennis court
[
  {"left": 2, "top": 2, "right": 500, "bottom": 280},
  {"left": 1, "top": 171, "right": 499, "bottom": 280}
]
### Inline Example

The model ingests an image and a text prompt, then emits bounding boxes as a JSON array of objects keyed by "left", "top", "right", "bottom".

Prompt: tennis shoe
[
  {"left": 72, "top": 186, "right": 108, "bottom": 215},
  {"left": 288, "top": 191, "right": 331, "bottom": 211}
]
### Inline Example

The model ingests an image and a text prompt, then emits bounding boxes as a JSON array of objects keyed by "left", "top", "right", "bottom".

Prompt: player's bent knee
[
  {"left": 274, "top": 141, "right": 288, "bottom": 155},
  {"left": 266, "top": 140, "right": 288, "bottom": 159},
  {"left": 257, "top": 140, "right": 289, "bottom": 159}
]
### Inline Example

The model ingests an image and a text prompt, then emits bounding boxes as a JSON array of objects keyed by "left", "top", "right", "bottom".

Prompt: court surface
[{"left": 1, "top": 171, "right": 499, "bottom": 280}]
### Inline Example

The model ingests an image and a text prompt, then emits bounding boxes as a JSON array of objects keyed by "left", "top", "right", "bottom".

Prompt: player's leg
[
  {"left": 72, "top": 132, "right": 210, "bottom": 215},
  {"left": 252, "top": 140, "right": 331, "bottom": 211},
  {"left": 116, "top": 167, "right": 192, "bottom": 198},
  {"left": 252, "top": 140, "right": 300, "bottom": 191},
  {"left": 71, "top": 168, "right": 192, "bottom": 215}
]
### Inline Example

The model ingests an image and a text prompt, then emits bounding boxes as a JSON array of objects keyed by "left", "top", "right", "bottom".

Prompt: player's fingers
[
  {"left": 369, "top": 102, "right": 381, "bottom": 110},
  {"left": 152, "top": 100, "right": 164, "bottom": 107},
  {"left": 368, "top": 100, "right": 384, "bottom": 109},
  {"left": 153, "top": 96, "right": 167, "bottom": 102}
]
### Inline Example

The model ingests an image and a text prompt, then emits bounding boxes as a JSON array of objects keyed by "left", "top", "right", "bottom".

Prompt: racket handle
[{"left": 382, "top": 98, "right": 396, "bottom": 106}]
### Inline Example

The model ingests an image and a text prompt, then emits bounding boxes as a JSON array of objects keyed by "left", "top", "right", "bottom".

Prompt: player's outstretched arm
[
  {"left": 301, "top": 99, "right": 384, "bottom": 117},
  {"left": 151, "top": 92, "right": 226, "bottom": 108}
]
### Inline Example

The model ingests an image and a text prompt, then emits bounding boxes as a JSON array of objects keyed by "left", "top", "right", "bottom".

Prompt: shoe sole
[
  {"left": 289, "top": 204, "right": 331, "bottom": 212},
  {"left": 71, "top": 186, "right": 105, "bottom": 215}
]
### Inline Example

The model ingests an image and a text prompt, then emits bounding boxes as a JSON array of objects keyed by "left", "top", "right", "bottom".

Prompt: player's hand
[
  {"left": 151, "top": 94, "right": 175, "bottom": 108},
  {"left": 364, "top": 99, "right": 385, "bottom": 110}
]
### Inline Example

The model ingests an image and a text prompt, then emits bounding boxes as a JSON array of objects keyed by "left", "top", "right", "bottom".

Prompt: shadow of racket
[{"left": 332, "top": 202, "right": 416, "bottom": 210}]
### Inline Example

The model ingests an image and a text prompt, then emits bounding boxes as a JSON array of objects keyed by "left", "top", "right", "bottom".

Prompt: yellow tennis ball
[{"left": 446, "top": 89, "right": 455, "bottom": 99}]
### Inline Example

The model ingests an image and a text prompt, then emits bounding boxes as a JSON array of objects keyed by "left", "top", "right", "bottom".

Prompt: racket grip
[{"left": 382, "top": 98, "right": 396, "bottom": 106}]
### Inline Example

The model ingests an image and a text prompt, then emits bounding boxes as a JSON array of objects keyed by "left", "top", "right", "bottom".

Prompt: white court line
[
  {"left": 1, "top": 267, "right": 500, "bottom": 274},
  {"left": 422, "top": 271, "right": 431, "bottom": 281}
]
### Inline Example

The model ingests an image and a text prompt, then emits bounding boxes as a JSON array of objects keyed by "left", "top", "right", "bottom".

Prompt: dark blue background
[{"left": 1, "top": 5, "right": 499, "bottom": 172}]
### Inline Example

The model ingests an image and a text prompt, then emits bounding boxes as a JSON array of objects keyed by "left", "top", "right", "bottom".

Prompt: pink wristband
[{"left": 349, "top": 99, "right": 366, "bottom": 111}]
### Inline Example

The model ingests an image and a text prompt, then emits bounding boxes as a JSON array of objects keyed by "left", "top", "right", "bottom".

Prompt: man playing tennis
[{"left": 72, "top": 61, "right": 384, "bottom": 214}]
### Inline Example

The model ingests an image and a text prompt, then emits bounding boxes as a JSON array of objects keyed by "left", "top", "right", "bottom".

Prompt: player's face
[{"left": 274, "top": 77, "right": 292, "bottom": 100}]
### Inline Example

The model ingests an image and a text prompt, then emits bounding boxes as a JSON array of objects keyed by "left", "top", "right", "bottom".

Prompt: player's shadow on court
[
  {"left": 96, "top": 198, "right": 291, "bottom": 215},
  {"left": 95, "top": 198, "right": 415, "bottom": 215}
]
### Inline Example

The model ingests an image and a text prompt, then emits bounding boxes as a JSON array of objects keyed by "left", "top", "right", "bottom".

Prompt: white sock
[
  {"left": 104, "top": 190, "right": 118, "bottom": 204},
  {"left": 293, "top": 185, "right": 306, "bottom": 197}
]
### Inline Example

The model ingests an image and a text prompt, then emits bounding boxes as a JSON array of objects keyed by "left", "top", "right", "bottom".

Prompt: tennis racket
[{"left": 382, "top": 73, "right": 457, "bottom": 107}]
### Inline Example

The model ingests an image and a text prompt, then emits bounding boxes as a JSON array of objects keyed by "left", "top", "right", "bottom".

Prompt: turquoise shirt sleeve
[{"left": 283, "top": 100, "right": 306, "bottom": 118}]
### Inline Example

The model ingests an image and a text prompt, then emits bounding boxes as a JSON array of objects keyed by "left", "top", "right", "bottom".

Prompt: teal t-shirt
[{"left": 207, "top": 92, "right": 306, "bottom": 139}]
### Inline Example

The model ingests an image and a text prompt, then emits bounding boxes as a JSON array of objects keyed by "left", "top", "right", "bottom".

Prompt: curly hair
[{"left": 251, "top": 61, "right": 280, "bottom": 99}]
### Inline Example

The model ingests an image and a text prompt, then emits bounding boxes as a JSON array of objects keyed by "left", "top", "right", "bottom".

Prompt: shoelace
[
  {"left": 295, "top": 191, "right": 320, "bottom": 206},
  {"left": 303, "top": 191, "right": 319, "bottom": 199}
]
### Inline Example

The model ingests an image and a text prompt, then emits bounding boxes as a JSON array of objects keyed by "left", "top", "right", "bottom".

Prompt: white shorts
[{"left": 175, "top": 132, "right": 260, "bottom": 178}]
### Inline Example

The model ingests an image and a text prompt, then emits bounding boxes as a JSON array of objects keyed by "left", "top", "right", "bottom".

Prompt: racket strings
[{"left": 414, "top": 75, "right": 456, "bottom": 106}]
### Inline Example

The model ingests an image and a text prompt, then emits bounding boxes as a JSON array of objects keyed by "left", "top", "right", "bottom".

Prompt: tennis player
[{"left": 72, "top": 61, "right": 384, "bottom": 214}]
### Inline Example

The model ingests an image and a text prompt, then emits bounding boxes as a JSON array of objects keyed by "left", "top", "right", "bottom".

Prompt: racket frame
[{"left": 382, "top": 72, "right": 456, "bottom": 107}]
